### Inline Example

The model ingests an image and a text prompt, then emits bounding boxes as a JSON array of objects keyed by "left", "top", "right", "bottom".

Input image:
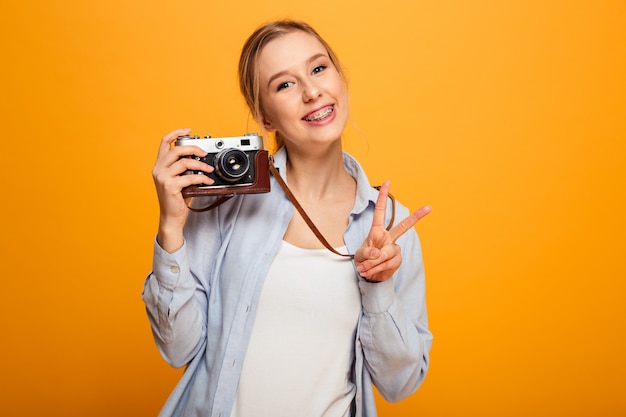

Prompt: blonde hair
[{"left": 238, "top": 20, "right": 347, "bottom": 150}]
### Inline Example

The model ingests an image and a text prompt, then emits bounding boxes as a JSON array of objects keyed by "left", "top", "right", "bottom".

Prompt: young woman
[{"left": 144, "top": 19, "right": 432, "bottom": 417}]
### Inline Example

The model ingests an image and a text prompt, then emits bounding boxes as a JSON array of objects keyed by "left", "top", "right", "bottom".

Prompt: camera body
[{"left": 175, "top": 133, "right": 270, "bottom": 198}]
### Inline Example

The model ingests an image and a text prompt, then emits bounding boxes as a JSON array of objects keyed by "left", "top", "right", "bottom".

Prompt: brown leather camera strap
[
  {"left": 268, "top": 161, "right": 354, "bottom": 258},
  {"left": 187, "top": 195, "right": 233, "bottom": 212},
  {"left": 269, "top": 159, "right": 396, "bottom": 259}
]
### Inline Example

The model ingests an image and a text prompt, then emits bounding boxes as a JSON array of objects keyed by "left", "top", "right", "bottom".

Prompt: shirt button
[{"left": 170, "top": 266, "right": 180, "bottom": 274}]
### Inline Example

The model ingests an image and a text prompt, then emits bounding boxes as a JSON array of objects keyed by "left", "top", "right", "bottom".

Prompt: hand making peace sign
[{"left": 354, "top": 181, "right": 431, "bottom": 283}]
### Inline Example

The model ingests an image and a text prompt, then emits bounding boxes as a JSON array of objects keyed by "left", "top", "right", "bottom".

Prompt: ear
[{"left": 262, "top": 115, "right": 277, "bottom": 132}]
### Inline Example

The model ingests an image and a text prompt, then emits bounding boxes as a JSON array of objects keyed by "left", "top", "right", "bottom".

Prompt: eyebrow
[{"left": 266, "top": 52, "right": 328, "bottom": 88}]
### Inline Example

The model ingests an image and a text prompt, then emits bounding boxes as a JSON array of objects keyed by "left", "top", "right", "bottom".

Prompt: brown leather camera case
[{"left": 181, "top": 150, "right": 271, "bottom": 198}]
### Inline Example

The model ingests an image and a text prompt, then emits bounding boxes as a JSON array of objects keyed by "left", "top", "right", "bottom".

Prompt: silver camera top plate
[{"left": 175, "top": 133, "right": 263, "bottom": 153}]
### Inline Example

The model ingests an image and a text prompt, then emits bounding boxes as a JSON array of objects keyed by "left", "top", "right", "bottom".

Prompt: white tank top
[{"left": 230, "top": 240, "right": 361, "bottom": 417}]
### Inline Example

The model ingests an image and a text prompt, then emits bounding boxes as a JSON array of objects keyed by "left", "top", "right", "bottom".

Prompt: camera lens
[{"left": 215, "top": 149, "right": 250, "bottom": 182}]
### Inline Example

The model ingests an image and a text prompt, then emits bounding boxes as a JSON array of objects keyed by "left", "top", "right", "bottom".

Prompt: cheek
[
  {"left": 259, "top": 98, "right": 277, "bottom": 124},
  {"left": 261, "top": 102, "right": 292, "bottom": 132},
  {"left": 332, "top": 80, "right": 349, "bottom": 104},
  {"left": 262, "top": 105, "right": 278, "bottom": 126},
  {"left": 339, "top": 81, "right": 349, "bottom": 99},
  {"left": 340, "top": 87, "right": 349, "bottom": 107},
  {"left": 265, "top": 98, "right": 296, "bottom": 123},
  {"left": 336, "top": 86, "right": 349, "bottom": 115}
]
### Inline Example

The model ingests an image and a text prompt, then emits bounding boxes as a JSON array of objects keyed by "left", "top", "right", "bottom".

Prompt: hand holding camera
[{"left": 151, "top": 128, "right": 214, "bottom": 253}]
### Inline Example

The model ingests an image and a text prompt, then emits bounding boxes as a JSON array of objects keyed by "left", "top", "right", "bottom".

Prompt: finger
[
  {"left": 173, "top": 156, "right": 215, "bottom": 175},
  {"left": 155, "top": 144, "right": 210, "bottom": 174},
  {"left": 389, "top": 205, "right": 432, "bottom": 242},
  {"left": 153, "top": 158, "right": 214, "bottom": 191},
  {"left": 353, "top": 245, "right": 380, "bottom": 264},
  {"left": 159, "top": 172, "right": 215, "bottom": 198},
  {"left": 358, "top": 248, "right": 402, "bottom": 279},
  {"left": 372, "top": 180, "right": 391, "bottom": 229},
  {"left": 157, "top": 128, "right": 192, "bottom": 159},
  {"left": 176, "top": 172, "right": 215, "bottom": 190},
  {"left": 356, "top": 244, "right": 396, "bottom": 274},
  {"left": 170, "top": 145, "right": 212, "bottom": 165},
  {"left": 361, "top": 257, "right": 401, "bottom": 280}
]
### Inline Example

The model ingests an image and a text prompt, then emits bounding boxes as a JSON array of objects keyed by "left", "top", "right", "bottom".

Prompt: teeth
[{"left": 305, "top": 106, "right": 333, "bottom": 121}]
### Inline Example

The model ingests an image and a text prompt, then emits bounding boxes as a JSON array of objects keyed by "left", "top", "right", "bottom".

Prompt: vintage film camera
[{"left": 175, "top": 133, "right": 270, "bottom": 198}]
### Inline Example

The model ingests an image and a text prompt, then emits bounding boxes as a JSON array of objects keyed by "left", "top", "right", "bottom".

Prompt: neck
[{"left": 283, "top": 142, "right": 352, "bottom": 200}]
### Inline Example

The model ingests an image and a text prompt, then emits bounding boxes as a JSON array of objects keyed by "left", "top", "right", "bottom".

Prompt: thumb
[
  {"left": 354, "top": 246, "right": 379, "bottom": 263},
  {"left": 368, "top": 247, "right": 380, "bottom": 259}
]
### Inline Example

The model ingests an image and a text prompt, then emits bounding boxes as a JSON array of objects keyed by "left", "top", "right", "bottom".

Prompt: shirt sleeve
[
  {"left": 141, "top": 237, "right": 209, "bottom": 368},
  {"left": 357, "top": 228, "right": 432, "bottom": 403}
]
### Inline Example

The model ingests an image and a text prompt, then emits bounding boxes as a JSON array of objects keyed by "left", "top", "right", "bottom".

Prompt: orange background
[{"left": 1, "top": 1, "right": 625, "bottom": 416}]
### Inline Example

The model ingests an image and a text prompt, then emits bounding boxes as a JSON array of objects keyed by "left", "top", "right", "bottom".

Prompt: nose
[{"left": 302, "top": 79, "right": 322, "bottom": 102}]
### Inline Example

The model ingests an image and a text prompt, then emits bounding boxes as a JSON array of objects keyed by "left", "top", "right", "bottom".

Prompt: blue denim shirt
[{"left": 143, "top": 148, "right": 432, "bottom": 417}]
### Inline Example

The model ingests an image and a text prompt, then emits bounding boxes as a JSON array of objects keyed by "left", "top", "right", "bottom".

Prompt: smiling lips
[{"left": 302, "top": 105, "right": 334, "bottom": 122}]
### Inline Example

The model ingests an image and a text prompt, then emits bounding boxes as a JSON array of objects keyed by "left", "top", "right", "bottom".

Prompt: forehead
[{"left": 257, "top": 30, "right": 328, "bottom": 80}]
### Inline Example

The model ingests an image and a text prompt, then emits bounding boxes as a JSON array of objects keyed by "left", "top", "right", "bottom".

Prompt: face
[{"left": 256, "top": 30, "right": 349, "bottom": 150}]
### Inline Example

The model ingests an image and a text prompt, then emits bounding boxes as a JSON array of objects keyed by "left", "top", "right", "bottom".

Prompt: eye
[
  {"left": 312, "top": 65, "right": 327, "bottom": 75},
  {"left": 277, "top": 81, "right": 293, "bottom": 91}
]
